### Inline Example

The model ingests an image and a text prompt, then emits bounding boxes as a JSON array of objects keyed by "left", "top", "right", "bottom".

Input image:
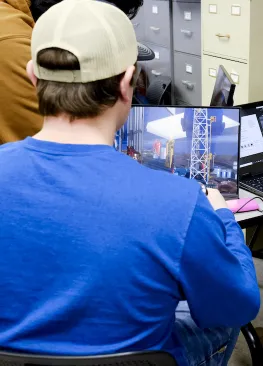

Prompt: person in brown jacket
[{"left": 0, "top": 0, "right": 143, "bottom": 143}]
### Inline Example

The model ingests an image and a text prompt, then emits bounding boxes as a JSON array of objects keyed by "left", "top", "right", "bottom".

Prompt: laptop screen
[
  {"left": 121, "top": 106, "right": 240, "bottom": 199},
  {"left": 239, "top": 102, "right": 263, "bottom": 174},
  {"left": 210, "top": 65, "right": 236, "bottom": 107}
]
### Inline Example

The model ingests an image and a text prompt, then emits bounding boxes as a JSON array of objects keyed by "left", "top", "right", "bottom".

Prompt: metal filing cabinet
[
  {"left": 174, "top": 0, "right": 200, "bottom": 2},
  {"left": 174, "top": 52, "right": 201, "bottom": 105},
  {"left": 133, "top": 0, "right": 202, "bottom": 105},
  {"left": 173, "top": 1, "right": 201, "bottom": 56},
  {"left": 202, "top": 0, "right": 249, "bottom": 62},
  {"left": 202, "top": 0, "right": 263, "bottom": 105},
  {"left": 144, "top": 44, "right": 171, "bottom": 84},
  {"left": 131, "top": 6, "right": 145, "bottom": 42},
  {"left": 202, "top": 55, "right": 249, "bottom": 106},
  {"left": 141, "top": 0, "right": 172, "bottom": 90},
  {"left": 131, "top": 1, "right": 263, "bottom": 106},
  {"left": 173, "top": 0, "right": 201, "bottom": 105},
  {"left": 144, "top": 0, "right": 171, "bottom": 48}
]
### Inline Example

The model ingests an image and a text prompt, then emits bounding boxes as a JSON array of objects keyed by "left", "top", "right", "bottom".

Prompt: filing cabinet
[
  {"left": 173, "top": 1, "right": 201, "bottom": 56},
  {"left": 173, "top": 0, "right": 201, "bottom": 104},
  {"left": 134, "top": 0, "right": 172, "bottom": 101},
  {"left": 131, "top": 6, "right": 145, "bottom": 42},
  {"left": 174, "top": 0, "right": 200, "bottom": 3},
  {"left": 133, "top": 0, "right": 202, "bottom": 105},
  {"left": 202, "top": 0, "right": 249, "bottom": 62},
  {"left": 174, "top": 51, "right": 201, "bottom": 105},
  {"left": 202, "top": 0, "right": 263, "bottom": 105},
  {"left": 144, "top": 44, "right": 171, "bottom": 84},
  {"left": 202, "top": 55, "right": 249, "bottom": 106},
  {"left": 133, "top": 0, "right": 263, "bottom": 106},
  {"left": 144, "top": 0, "right": 170, "bottom": 48}
]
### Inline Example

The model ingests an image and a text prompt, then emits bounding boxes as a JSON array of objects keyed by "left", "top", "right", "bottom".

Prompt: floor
[{"left": 229, "top": 258, "right": 263, "bottom": 365}]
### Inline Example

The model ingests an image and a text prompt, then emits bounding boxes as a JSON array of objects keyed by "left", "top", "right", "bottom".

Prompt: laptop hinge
[
  {"left": 241, "top": 172, "right": 252, "bottom": 178},
  {"left": 242, "top": 171, "right": 262, "bottom": 179}
]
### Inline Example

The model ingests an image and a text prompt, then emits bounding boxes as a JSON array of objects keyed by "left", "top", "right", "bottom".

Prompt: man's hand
[{"left": 207, "top": 188, "right": 228, "bottom": 211}]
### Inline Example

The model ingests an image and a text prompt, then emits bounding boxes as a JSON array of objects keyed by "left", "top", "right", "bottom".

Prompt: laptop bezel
[
  {"left": 210, "top": 65, "right": 236, "bottom": 107},
  {"left": 238, "top": 101, "right": 263, "bottom": 179}
]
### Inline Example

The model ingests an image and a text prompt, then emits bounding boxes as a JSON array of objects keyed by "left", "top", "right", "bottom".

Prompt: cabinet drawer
[
  {"left": 131, "top": 7, "right": 145, "bottom": 41},
  {"left": 174, "top": 0, "right": 200, "bottom": 3},
  {"left": 173, "top": 2, "right": 201, "bottom": 56},
  {"left": 202, "top": 0, "right": 250, "bottom": 61},
  {"left": 144, "top": 44, "right": 171, "bottom": 84},
  {"left": 202, "top": 55, "right": 249, "bottom": 106},
  {"left": 144, "top": 1, "right": 170, "bottom": 48},
  {"left": 174, "top": 52, "right": 201, "bottom": 105}
]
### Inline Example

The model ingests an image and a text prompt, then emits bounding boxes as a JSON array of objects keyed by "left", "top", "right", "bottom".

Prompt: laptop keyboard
[{"left": 244, "top": 176, "right": 263, "bottom": 191}]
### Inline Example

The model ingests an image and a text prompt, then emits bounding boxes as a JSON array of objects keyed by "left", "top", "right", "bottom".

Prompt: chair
[
  {"left": 146, "top": 76, "right": 172, "bottom": 105},
  {"left": 241, "top": 323, "right": 263, "bottom": 366},
  {"left": 0, "top": 350, "right": 178, "bottom": 366},
  {"left": 137, "top": 43, "right": 155, "bottom": 62},
  {"left": 0, "top": 330, "right": 261, "bottom": 366}
]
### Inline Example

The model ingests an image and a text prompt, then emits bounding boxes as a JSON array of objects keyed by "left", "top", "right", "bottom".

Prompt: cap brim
[{"left": 137, "top": 42, "right": 155, "bottom": 61}]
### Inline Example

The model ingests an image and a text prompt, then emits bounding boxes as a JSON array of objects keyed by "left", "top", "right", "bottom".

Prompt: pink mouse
[{"left": 227, "top": 198, "right": 260, "bottom": 213}]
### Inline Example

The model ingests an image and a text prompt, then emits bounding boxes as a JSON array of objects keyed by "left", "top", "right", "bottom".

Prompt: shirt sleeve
[
  {"left": 0, "top": 37, "right": 43, "bottom": 143},
  {"left": 179, "top": 188, "right": 260, "bottom": 329}
]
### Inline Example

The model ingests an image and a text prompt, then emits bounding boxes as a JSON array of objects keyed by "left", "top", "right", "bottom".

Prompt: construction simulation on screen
[{"left": 123, "top": 106, "right": 240, "bottom": 199}]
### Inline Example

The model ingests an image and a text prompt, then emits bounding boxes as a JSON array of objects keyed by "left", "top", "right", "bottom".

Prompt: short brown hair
[{"left": 36, "top": 48, "right": 136, "bottom": 120}]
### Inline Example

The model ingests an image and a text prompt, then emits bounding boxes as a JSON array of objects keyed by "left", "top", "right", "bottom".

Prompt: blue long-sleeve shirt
[{"left": 0, "top": 137, "right": 259, "bottom": 360}]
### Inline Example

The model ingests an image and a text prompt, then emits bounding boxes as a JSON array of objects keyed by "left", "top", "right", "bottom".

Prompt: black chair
[
  {"left": 137, "top": 43, "right": 155, "bottom": 62},
  {"left": 241, "top": 323, "right": 263, "bottom": 366},
  {"left": 0, "top": 350, "right": 177, "bottom": 366},
  {"left": 0, "top": 329, "right": 262, "bottom": 366},
  {"left": 146, "top": 76, "right": 172, "bottom": 105}
]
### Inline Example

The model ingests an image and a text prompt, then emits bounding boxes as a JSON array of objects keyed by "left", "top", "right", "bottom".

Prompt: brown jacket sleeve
[{"left": 0, "top": 36, "right": 43, "bottom": 143}]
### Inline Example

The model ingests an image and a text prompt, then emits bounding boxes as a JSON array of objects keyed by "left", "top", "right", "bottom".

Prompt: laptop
[
  {"left": 239, "top": 101, "right": 263, "bottom": 196},
  {"left": 120, "top": 105, "right": 240, "bottom": 200}
]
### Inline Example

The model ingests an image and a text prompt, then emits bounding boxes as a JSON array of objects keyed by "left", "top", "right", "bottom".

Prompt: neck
[{"left": 34, "top": 114, "right": 118, "bottom": 146}]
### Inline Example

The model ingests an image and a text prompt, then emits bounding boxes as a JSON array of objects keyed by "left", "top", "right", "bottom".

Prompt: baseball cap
[{"left": 31, "top": 0, "right": 138, "bottom": 83}]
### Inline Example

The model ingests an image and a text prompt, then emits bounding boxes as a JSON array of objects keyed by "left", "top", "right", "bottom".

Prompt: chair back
[
  {"left": 0, "top": 350, "right": 177, "bottom": 366},
  {"left": 146, "top": 76, "right": 172, "bottom": 105}
]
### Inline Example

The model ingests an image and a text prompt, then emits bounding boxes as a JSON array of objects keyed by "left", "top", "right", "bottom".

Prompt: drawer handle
[
  {"left": 150, "top": 26, "right": 160, "bottom": 32},
  {"left": 216, "top": 33, "right": 230, "bottom": 39},
  {"left": 182, "top": 80, "right": 194, "bottom": 90},
  {"left": 132, "top": 22, "right": 139, "bottom": 28},
  {"left": 181, "top": 29, "right": 193, "bottom": 37},
  {"left": 152, "top": 70, "right": 162, "bottom": 76}
]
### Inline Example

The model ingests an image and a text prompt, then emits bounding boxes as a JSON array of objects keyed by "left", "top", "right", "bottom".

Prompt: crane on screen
[{"left": 189, "top": 108, "right": 215, "bottom": 184}]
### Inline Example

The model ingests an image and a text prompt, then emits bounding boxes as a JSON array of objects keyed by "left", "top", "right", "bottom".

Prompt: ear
[
  {"left": 119, "top": 65, "right": 135, "bottom": 103},
  {"left": 26, "top": 60, "right": 38, "bottom": 87}
]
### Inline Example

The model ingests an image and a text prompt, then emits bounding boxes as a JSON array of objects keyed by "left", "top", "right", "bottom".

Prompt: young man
[
  {"left": 0, "top": 1, "right": 260, "bottom": 365},
  {"left": 0, "top": 0, "right": 143, "bottom": 143}
]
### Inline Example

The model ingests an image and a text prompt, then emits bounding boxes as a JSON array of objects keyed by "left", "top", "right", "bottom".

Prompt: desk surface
[{"left": 235, "top": 189, "right": 263, "bottom": 228}]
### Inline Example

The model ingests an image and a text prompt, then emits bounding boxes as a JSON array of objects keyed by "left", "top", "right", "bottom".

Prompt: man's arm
[
  {"left": 179, "top": 188, "right": 260, "bottom": 328},
  {"left": 0, "top": 37, "right": 43, "bottom": 143}
]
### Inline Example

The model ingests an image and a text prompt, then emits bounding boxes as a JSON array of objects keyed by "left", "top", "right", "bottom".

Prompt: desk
[
  {"left": 235, "top": 189, "right": 263, "bottom": 229},
  {"left": 235, "top": 189, "right": 263, "bottom": 257}
]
